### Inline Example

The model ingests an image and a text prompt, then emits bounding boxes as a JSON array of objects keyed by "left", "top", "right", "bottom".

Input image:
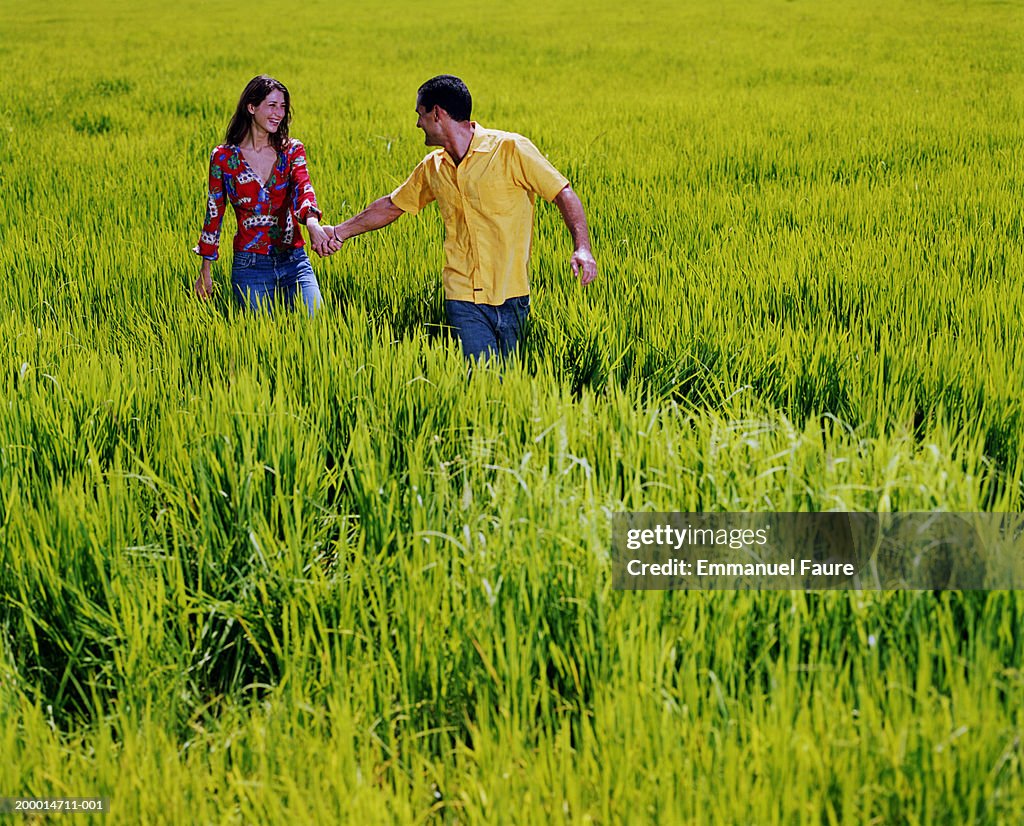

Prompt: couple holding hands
[{"left": 194, "top": 74, "right": 597, "bottom": 362}]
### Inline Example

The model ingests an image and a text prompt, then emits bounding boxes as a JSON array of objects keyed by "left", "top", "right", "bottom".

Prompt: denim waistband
[{"left": 265, "top": 245, "right": 302, "bottom": 260}]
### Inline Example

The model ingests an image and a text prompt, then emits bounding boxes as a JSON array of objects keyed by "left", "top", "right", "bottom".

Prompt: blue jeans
[
  {"left": 231, "top": 247, "right": 322, "bottom": 316},
  {"left": 445, "top": 295, "right": 530, "bottom": 362}
]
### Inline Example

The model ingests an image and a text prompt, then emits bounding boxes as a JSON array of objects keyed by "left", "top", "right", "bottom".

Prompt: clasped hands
[{"left": 307, "top": 220, "right": 346, "bottom": 258}]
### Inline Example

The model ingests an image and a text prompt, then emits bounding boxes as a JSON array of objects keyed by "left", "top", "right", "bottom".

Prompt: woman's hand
[
  {"left": 306, "top": 218, "right": 334, "bottom": 257},
  {"left": 195, "top": 260, "right": 214, "bottom": 300}
]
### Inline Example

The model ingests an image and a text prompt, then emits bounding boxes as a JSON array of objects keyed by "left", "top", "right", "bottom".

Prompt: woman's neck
[{"left": 242, "top": 125, "right": 272, "bottom": 151}]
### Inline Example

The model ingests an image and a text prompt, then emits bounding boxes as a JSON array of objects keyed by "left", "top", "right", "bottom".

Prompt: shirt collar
[
  {"left": 466, "top": 123, "right": 495, "bottom": 155},
  {"left": 437, "top": 123, "right": 495, "bottom": 167}
]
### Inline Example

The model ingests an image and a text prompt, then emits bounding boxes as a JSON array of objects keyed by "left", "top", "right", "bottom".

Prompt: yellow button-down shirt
[{"left": 390, "top": 124, "right": 569, "bottom": 305}]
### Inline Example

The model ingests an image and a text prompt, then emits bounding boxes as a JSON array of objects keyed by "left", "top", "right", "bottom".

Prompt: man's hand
[
  {"left": 194, "top": 260, "right": 214, "bottom": 300},
  {"left": 554, "top": 186, "right": 597, "bottom": 287},
  {"left": 306, "top": 218, "right": 334, "bottom": 257},
  {"left": 571, "top": 247, "right": 598, "bottom": 286},
  {"left": 326, "top": 225, "right": 345, "bottom": 254}
]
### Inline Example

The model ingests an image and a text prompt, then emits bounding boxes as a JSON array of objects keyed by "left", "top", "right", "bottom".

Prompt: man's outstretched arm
[
  {"left": 553, "top": 185, "right": 598, "bottom": 285},
  {"left": 328, "top": 196, "right": 405, "bottom": 249}
]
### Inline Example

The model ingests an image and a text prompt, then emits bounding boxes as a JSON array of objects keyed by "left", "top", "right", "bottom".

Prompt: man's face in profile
[{"left": 415, "top": 102, "right": 445, "bottom": 147}]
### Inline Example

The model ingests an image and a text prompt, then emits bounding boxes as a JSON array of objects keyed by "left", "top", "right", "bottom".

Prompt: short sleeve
[
  {"left": 389, "top": 157, "right": 437, "bottom": 216},
  {"left": 508, "top": 135, "right": 569, "bottom": 202}
]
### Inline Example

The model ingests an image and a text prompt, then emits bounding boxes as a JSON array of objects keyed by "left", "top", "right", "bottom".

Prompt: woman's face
[{"left": 248, "top": 89, "right": 287, "bottom": 135}]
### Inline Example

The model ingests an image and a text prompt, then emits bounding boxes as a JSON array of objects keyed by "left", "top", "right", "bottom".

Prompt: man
[{"left": 327, "top": 74, "right": 597, "bottom": 361}]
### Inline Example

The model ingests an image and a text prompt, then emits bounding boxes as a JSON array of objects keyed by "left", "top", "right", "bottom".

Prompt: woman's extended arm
[{"left": 288, "top": 140, "right": 333, "bottom": 257}]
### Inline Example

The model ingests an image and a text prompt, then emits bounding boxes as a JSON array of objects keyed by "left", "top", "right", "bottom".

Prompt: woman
[{"left": 193, "top": 75, "right": 333, "bottom": 315}]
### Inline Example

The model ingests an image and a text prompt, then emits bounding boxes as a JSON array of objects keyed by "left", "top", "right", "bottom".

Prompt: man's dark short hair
[{"left": 417, "top": 75, "right": 472, "bottom": 122}]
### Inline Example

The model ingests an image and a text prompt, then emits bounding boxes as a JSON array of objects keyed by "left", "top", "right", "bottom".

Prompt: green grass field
[{"left": 2, "top": 0, "right": 1023, "bottom": 822}]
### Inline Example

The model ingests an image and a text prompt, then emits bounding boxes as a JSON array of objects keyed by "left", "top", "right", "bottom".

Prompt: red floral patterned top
[{"left": 194, "top": 139, "right": 322, "bottom": 261}]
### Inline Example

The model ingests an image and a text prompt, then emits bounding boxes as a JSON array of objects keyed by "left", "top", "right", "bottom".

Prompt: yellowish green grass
[{"left": 1, "top": 0, "right": 1023, "bottom": 822}]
